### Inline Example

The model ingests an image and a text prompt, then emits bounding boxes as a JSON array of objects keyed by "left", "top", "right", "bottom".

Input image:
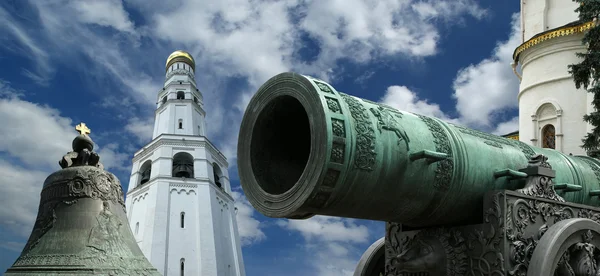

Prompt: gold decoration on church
[
  {"left": 165, "top": 50, "right": 195, "bottom": 72},
  {"left": 513, "top": 21, "right": 595, "bottom": 61},
  {"left": 75, "top": 122, "right": 91, "bottom": 136},
  {"left": 505, "top": 134, "right": 519, "bottom": 141}
]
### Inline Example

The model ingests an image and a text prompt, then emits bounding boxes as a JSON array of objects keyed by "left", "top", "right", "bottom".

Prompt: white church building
[
  {"left": 507, "top": 0, "right": 595, "bottom": 156},
  {"left": 124, "top": 50, "right": 246, "bottom": 276}
]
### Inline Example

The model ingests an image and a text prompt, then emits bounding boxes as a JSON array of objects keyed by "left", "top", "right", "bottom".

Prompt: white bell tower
[
  {"left": 125, "top": 50, "right": 246, "bottom": 276},
  {"left": 514, "top": 0, "right": 594, "bottom": 155}
]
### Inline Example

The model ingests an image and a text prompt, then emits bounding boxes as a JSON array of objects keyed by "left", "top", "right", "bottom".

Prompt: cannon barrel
[{"left": 237, "top": 72, "right": 600, "bottom": 227}]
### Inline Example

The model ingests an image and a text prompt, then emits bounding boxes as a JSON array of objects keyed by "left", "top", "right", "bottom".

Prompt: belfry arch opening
[
  {"left": 177, "top": 91, "right": 185, "bottom": 100},
  {"left": 139, "top": 160, "right": 152, "bottom": 185},
  {"left": 172, "top": 152, "right": 194, "bottom": 178},
  {"left": 213, "top": 163, "right": 223, "bottom": 189}
]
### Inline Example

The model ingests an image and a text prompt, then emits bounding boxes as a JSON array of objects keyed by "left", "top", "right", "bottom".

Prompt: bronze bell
[
  {"left": 140, "top": 169, "right": 151, "bottom": 185},
  {"left": 172, "top": 152, "right": 194, "bottom": 178},
  {"left": 5, "top": 123, "right": 160, "bottom": 275},
  {"left": 172, "top": 162, "right": 193, "bottom": 178}
]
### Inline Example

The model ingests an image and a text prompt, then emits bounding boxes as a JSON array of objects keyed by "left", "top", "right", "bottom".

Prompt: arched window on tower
[
  {"left": 162, "top": 96, "right": 167, "bottom": 104},
  {"left": 213, "top": 163, "right": 223, "bottom": 189},
  {"left": 542, "top": 124, "right": 556, "bottom": 149},
  {"left": 172, "top": 152, "right": 194, "bottom": 178},
  {"left": 178, "top": 119, "right": 183, "bottom": 129},
  {"left": 177, "top": 91, "right": 185, "bottom": 100},
  {"left": 180, "top": 258, "right": 185, "bottom": 276},
  {"left": 180, "top": 212, "right": 185, "bottom": 228},
  {"left": 193, "top": 97, "right": 198, "bottom": 104},
  {"left": 139, "top": 160, "right": 152, "bottom": 185}
]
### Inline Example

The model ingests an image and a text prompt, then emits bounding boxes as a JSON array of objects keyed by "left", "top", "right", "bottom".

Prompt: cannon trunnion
[{"left": 238, "top": 72, "right": 600, "bottom": 275}]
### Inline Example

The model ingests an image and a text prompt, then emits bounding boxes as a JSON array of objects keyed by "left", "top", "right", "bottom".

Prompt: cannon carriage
[{"left": 237, "top": 72, "right": 600, "bottom": 276}]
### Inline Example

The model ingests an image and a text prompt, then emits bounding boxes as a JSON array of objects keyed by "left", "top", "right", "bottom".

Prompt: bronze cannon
[{"left": 238, "top": 72, "right": 600, "bottom": 276}]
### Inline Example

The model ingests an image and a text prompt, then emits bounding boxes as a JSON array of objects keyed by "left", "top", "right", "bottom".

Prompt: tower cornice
[
  {"left": 513, "top": 20, "right": 594, "bottom": 62},
  {"left": 126, "top": 177, "right": 234, "bottom": 202},
  {"left": 154, "top": 98, "right": 206, "bottom": 118}
]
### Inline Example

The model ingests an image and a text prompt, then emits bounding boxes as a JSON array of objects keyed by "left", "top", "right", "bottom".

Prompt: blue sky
[{"left": 0, "top": 0, "right": 523, "bottom": 275}]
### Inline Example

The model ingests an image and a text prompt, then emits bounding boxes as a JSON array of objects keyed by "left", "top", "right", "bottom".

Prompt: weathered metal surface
[
  {"left": 5, "top": 124, "right": 160, "bottom": 275},
  {"left": 237, "top": 72, "right": 600, "bottom": 228},
  {"left": 527, "top": 218, "right": 600, "bottom": 276},
  {"left": 354, "top": 237, "right": 385, "bottom": 276},
  {"left": 385, "top": 190, "right": 600, "bottom": 276}
]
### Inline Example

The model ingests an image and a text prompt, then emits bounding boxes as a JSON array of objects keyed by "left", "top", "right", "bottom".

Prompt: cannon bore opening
[{"left": 250, "top": 95, "right": 311, "bottom": 195}]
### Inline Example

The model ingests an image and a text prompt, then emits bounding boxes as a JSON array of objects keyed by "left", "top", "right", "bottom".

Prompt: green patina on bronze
[
  {"left": 338, "top": 92, "right": 377, "bottom": 172},
  {"left": 237, "top": 72, "right": 600, "bottom": 228},
  {"left": 5, "top": 124, "right": 160, "bottom": 275}
]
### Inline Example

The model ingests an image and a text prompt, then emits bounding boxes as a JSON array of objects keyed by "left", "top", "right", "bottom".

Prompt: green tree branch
[{"left": 569, "top": 0, "right": 600, "bottom": 157}]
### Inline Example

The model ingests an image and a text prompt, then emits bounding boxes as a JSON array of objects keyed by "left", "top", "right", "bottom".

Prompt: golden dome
[{"left": 165, "top": 50, "right": 195, "bottom": 71}]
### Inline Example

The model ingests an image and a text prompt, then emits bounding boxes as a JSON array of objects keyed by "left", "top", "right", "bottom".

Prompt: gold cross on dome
[{"left": 75, "top": 122, "right": 91, "bottom": 136}]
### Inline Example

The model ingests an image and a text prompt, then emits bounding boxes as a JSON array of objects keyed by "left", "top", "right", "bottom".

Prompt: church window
[
  {"left": 180, "top": 212, "right": 185, "bottom": 228},
  {"left": 542, "top": 124, "right": 556, "bottom": 149},
  {"left": 172, "top": 152, "right": 194, "bottom": 178},
  {"left": 177, "top": 91, "right": 185, "bottom": 100},
  {"left": 177, "top": 63, "right": 179, "bottom": 69},
  {"left": 139, "top": 160, "right": 152, "bottom": 185},
  {"left": 213, "top": 163, "right": 223, "bottom": 189},
  {"left": 180, "top": 258, "right": 185, "bottom": 276},
  {"left": 178, "top": 119, "right": 183, "bottom": 129},
  {"left": 135, "top": 222, "right": 139, "bottom": 235},
  {"left": 194, "top": 97, "right": 198, "bottom": 104},
  {"left": 162, "top": 96, "right": 167, "bottom": 104}
]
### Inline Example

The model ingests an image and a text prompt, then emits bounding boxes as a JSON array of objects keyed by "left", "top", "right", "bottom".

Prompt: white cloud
[
  {"left": 311, "top": 241, "right": 363, "bottom": 276},
  {"left": 412, "top": 0, "right": 487, "bottom": 21},
  {"left": 278, "top": 216, "right": 369, "bottom": 244},
  {"left": 27, "top": 1, "right": 161, "bottom": 106},
  {"left": 380, "top": 85, "right": 451, "bottom": 121},
  {"left": 232, "top": 191, "right": 266, "bottom": 246},
  {"left": 493, "top": 116, "right": 519, "bottom": 135},
  {"left": 0, "top": 0, "right": 489, "bottom": 166},
  {"left": 152, "top": 0, "right": 297, "bottom": 88},
  {"left": 71, "top": 0, "right": 136, "bottom": 33},
  {"left": 452, "top": 13, "right": 521, "bottom": 127},
  {"left": 0, "top": 92, "right": 75, "bottom": 169},
  {"left": 277, "top": 216, "right": 372, "bottom": 275},
  {"left": 0, "top": 241, "right": 25, "bottom": 252},
  {"left": 0, "top": 6, "right": 53, "bottom": 85},
  {"left": 95, "top": 143, "right": 131, "bottom": 172},
  {"left": 381, "top": 13, "right": 521, "bottom": 133},
  {"left": 125, "top": 116, "right": 155, "bottom": 144},
  {"left": 0, "top": 160, "right": 47, "bottom": 236}
]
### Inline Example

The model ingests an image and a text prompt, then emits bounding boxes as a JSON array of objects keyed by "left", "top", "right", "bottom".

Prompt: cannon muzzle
[{"left": 237, "top": 72, "right": 600, "bottom": 227}]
